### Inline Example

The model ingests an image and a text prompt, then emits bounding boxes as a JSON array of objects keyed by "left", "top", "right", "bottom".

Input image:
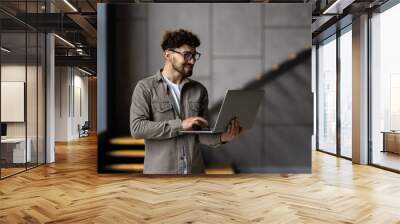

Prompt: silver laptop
[{"left": 180, "top": 90, "right": 264, "bottom": 134}]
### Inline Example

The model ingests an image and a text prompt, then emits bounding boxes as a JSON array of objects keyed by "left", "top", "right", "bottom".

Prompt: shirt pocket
[
  {"left": 188, "top": 101, "right": 202, "bottom": 117},
  {"left": 152, "top": 101, "right": 174, "bottom": 121}
]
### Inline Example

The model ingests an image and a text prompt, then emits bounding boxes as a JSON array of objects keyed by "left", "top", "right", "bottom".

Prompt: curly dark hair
[{"left": 161, "top": 29, "right": 200, "bottom": 51}]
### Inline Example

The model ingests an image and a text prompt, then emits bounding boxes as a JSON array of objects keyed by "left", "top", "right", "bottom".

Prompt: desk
[
  {"left": 382, "top": 131, "right": 400, "bottom": 154},
  {"left": 1, "top": 138, "right": 32, "bottom": 163}
]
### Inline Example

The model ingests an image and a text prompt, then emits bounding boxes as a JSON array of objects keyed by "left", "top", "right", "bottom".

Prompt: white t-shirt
[
  {"left": 163, "top": 75, "right": 183, "bottom": 114},
  {"left": 162, "top": 74, "right": 188, "bottom": 174}
]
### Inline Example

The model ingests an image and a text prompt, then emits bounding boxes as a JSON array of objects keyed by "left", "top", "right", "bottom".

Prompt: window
[
  {"left": 370, "top": 2, "right": 400, "bottom": 171},
  {"left": 317, "top": 36, "right": 337, "bottom": 154},
  {"left": 339, "top": 27, "right": 352, "bottom": 158}
]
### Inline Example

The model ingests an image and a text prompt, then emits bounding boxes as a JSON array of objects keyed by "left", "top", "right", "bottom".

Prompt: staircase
[
  {"left": 104, "top": 137, "right": 235, "bottom": 174},
  {"left": 103, "top": 137, "right": 145, "bottom": 173}
]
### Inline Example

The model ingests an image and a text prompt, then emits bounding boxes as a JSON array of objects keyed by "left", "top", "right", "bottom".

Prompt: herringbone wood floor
[{"left": 1, "top": 135, "right": 400, "bottom": 224}]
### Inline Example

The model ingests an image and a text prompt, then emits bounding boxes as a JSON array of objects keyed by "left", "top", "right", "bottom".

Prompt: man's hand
[
  {"left": 182, "top": 117, "right": 209, "bottom": 131},
  {"left": 221, "top": 118, "right": 242, "bottom": 143}
]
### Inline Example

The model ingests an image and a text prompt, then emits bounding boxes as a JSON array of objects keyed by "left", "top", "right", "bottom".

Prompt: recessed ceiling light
[
  {"left": 322, "top": 0, "right": 354, "bottom": 15},
  {"left": 63, "top": 0, "right": 78, "bottom": 12},
  {"left": 77, "top": 67, "right": 93, "bottom": 76},
  {"left": 54, "top": 34, "right": 75, "bottom": 48}
]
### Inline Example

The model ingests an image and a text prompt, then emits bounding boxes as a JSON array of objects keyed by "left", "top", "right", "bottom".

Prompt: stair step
[
  {"left": 108, "top": 150, "right": 145, "bottom": 158},
  {"left": 106, "top": 163, "right": 144, "bottom": 172},
  {"left": 109, "top": 137, "right": 144, "bottom": 145},
  {"left": 205, "top": 165, "right": 235, "bottom": 174},
  {"left": 105, "top": 162, "right": 234, "bottom": 174}
]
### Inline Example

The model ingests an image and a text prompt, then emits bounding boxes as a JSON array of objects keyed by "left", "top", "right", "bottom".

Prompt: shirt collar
[{"left": 156, "top": 69, "right": 191, "bottom": 85}]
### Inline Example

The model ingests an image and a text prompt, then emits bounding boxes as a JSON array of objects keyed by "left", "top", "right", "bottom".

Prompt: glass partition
[
  {"left": 38, "top": 31, "right": 45, "bottom": 165},
  {"left": 27, "top": 30, "right": 38, "bottom": 169},
  {"left": 317, "top": 35, "right": 337, "bottom": 155},
  {"left": 1, "top": 30, "right": 28, "bottom": 177},
  {"left": 0, "top": 2, "right": 46, "bottom": 179},
  {"left": 371, "top": 3, "right": 400, "bottom": 171}
]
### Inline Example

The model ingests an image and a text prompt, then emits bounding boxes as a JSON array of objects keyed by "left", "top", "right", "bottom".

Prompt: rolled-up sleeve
[
  {"left": 198, "top": 89, "right": 225, "bottom": 148},
  {"left": 130, "top": 81, "right": 182, "bottom": 140}
]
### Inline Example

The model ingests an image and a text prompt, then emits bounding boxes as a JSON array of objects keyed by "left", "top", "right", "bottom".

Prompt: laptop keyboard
[{"left": 192, "top": 124, "right": 210, "bottom": 131}]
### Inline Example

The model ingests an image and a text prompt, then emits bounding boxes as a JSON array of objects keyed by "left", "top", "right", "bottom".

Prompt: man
[{"left": 130, "top": 29, "right": 241, "bottom": 174}]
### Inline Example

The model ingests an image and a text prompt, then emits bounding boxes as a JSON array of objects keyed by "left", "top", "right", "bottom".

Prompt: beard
[{"left": 172, "top": 62, "right": 193, "bottom": 78}]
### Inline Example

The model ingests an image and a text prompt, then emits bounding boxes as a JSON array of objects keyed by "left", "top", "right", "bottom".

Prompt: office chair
[{"left": 79, "top": 121, "right": 90, "bottom": 138}]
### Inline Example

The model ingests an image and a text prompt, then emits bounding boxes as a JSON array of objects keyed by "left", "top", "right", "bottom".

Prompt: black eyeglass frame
[{"left": 169, "top": 49, "right": 201, "bottom": 61}]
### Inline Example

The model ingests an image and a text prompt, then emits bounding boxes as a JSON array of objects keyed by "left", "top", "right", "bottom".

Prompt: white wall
[
  {"left": 1, "top": 65, "right": 39, "bottom": 137},
  {"left": 71, "top": 73, "right": 89, "bottom": 138},
  {"left": 1, "top": 65, "right": 26, "bottom": 135},
  {"left": 55, "top": 66, "right": 69, "bottom": 141},
  {"left": 55, "top": 67, "right": 89, "bottom": 141}
]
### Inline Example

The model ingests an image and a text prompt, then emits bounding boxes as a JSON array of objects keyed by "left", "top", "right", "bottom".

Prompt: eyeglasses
[{"left": 169, "top": 49, "right": 201, "bottom": 61}]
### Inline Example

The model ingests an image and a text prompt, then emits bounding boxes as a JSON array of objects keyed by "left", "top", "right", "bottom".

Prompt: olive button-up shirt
[{"left": 130, "top": 70, "right": 223, "bottom": 174}]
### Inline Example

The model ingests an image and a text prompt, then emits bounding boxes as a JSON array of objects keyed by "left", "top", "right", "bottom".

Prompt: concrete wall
[{"left": 105, "top": 3, "right": 312, "bottom": 173}]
